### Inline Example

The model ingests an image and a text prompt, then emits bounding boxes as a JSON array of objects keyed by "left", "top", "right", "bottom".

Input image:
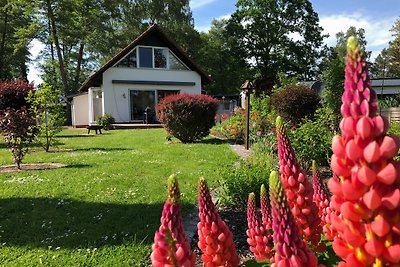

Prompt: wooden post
[
  {"left": 245, "top": 91, "right": 250, "bottom": 150},
  {"left": 241, "top": 80, "right": 253, "bottom": 150}
]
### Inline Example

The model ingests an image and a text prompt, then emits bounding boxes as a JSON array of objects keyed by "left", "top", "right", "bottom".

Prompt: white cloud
[
  {"left": 190, "top": 0, "right": 216, "bottom": 10},
  {"left": 319, "top": 12, "right": 396, "bottom": 59}
]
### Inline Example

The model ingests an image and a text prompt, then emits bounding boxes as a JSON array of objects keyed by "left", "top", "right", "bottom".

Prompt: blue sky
[{"left": 28, "top": 0, "right": 400, "bottom": 84}]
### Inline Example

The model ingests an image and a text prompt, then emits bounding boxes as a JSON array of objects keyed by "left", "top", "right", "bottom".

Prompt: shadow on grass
[
  {"left": 57, "top": 134, "right": 94, "bottom": 138},
  {"left": 197, "top": 138, "right": 227, "bottom": 145},
  {"left": 73, "top": 147, "right": 133, "bottom": 152},
  {"left": 0, "top": 197, "right": 194, "bottom": 248},
  {"left": 64, "top": 163, "right": 92, "bottom": 169}
]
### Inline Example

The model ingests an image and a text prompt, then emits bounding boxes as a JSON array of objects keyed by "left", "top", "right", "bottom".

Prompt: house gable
[{"left": 79, "top": 24, "right": 211, "bottom": 92}]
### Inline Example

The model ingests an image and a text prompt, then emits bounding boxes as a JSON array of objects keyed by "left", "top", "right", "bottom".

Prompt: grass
[{"left": 0, "top": 128, "right": 238, "bottom": 266}]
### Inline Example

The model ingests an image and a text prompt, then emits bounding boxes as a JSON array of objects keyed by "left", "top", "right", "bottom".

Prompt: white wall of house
[
  {"left": 71, "top": 93, "right": 89, "bottom": 126},
  {"left": 102, "top": 67, "right": 202, "bottom": 122}
]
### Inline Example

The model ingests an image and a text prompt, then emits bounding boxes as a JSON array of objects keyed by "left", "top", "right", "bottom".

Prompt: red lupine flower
[
  {"left": 221, "top": 113, "right": 229, "bottom": 119},
  {"left": 260, "top": 184, "right": 272, "bottom": 230},
  {"left": 269, "top": 171, "right": 318, "bottom": 267},
  {"left": 276, "top": 116, "right": 323, "bottom": 249},
  {"left": 151, "top": 175, "right": 196, "bottom": 267},
  {"left": 312, "top": 160, "right": 337, "bottom": 241},
  {"left": 328, "top": 36, "right": 400, "bottom": 266},
  {"left": 246, "top": 192, "right": 274, "bottom": 261},
  {"left": 197, "top": 177, "right": 240, "bottom": 267}
]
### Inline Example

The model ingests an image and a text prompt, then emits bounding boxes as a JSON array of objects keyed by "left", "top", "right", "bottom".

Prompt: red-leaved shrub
[
  {"left": 0, "top": 108, "right": 37, "bottom": 169},
  {"left": 0, "top": 80, "right": 34, "bottom": 111},
  {"left": 156, "top": 94, "right": 219, "bottom": 143}
]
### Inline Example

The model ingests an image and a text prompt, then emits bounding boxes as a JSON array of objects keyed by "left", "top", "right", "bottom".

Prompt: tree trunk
[
  {"left": 74, "top": 43, "right": 84, "bottom": 89},
  {"left": 46, "top": 0, "right": 69, "bottom": 94},
  {"left": 0, "top": 7, "right": 9, "bottom": 78}
]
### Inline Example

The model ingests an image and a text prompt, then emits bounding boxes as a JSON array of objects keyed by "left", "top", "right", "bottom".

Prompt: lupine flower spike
[
  {"left": 197, "top": 177, "right": 240, "bottom": 267},
  {"left": 260, "top": 184, "right": 272, "bottom": 230},
  {"left": 269, "top": 171, "right": 318, "bottom": 267},
  {"left": 276, "top": 116, "right": 323, "bottom": 249},
  {"left": 246, "top": 192, "right": 274, "bottom": 261},
  {"left": 151, "top": 175, "right": 196, "bottom": 267},
  {"left": 328, "top": 36, "right": 400, "bottom": 266},
  {"left": 312, "top": 160, "right": 337, "bottom": 241}
]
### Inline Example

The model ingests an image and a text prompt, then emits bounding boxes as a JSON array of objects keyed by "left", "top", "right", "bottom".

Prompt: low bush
[
  {"left": 0, "top": 107, "right": 36, "bottom": 169},
  {"left": 96, "top": 113, "right": 115, "bottom": 130},
  {"left": 27, "top": 83, "right": 65, "bottom": 152},
  {"left": 216, "top": 150, "right": 277, "bottom": 207},
  {"left": 271, "top": 84, "right": 320, "bottom": 125},
  {"left": 156, "top": 94, "right": 218, "bottom": 143},
  {"left": 0, "top": 80, "right": 34, "bottom": 111},
  {"left": 288, "top": 119, "right": 332, "bottom": 169}
]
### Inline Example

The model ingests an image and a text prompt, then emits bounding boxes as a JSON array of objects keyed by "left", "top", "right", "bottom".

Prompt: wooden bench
[{"left": 86, "top": 125, "right": 103, "bottom": 134}]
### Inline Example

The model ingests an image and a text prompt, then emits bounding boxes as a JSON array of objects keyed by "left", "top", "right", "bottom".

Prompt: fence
[{"left": 381, "top": 108, "right": 400, "bottom": 123}]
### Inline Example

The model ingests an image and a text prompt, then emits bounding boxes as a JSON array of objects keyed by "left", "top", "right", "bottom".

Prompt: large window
[
  {"left": 115, "top": 49, "right": 137, "bottom": 68},
  {"left": 154, "top": 48, "right": 168, "bottom": 68},
  {"left": 115, "top": 46, "right": 189, "bottom": 70},
  {"left": 139, "top": 47, "right": 153, "bottom": 68}
]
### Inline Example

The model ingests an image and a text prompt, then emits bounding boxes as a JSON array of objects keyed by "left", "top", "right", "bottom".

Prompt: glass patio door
[{"left": 130, "top": 90, "right": 156, "bottom": 121}]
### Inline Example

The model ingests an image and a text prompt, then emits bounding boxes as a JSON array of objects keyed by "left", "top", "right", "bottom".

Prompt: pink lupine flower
[
  {"left": 257, "top": 131, "right": 262, "bottom": 136},
  {"left": 246, "top": 192, "right": 274, "bottom": 261},
  {"left": 269, "top": 171, "right": 318, "bottom": 267},
  {"left": 151, "top": 175, "right": 195, "bottom": 267},
  {"left": 276, "top": 116, "right": 323, "bottom": 249},
  {"left": 312, "top": 160, "right": 337, "bottom": 241},
  {"left": 260, "top": 184, "right": 272, "bottom": 230},
  {"left": 328, "top": 36, "right": 400, "bottom": 266},
  {"left": 197, "top": 177, "right": 240, "bottom": 266}
]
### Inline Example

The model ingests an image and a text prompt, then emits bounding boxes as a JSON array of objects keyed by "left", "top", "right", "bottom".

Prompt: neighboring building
[
  {"left": 371, "top": 78, "right": 400, "bottom": 99},
  {"left": 71, "top": 24, "right": 211, "bottom": 127}
]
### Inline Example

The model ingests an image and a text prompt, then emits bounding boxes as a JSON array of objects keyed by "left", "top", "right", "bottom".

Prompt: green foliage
[
  {"left": 372, "top": 19, "right": 400, "bottom": 78},
  {"left": 156, "top": 94, "right": 219, "bottom": 143},
  {"left": 316, "top": 239, "right": 341, "bottom": 266},
  {"left": 250, "top": 93, "right": 271, "bottom": 118},
  {"left": 288, "top": 117, "right": 333, "bottom": 169},
  {"left": 198, "top": 19, "right": 250, "bottom": 95},
  {"left": 322, "top": 54, "right": 345, "bottom": 129},
  {"left": 0, "top": 0, "right": 38, "bottom": 80},
  {"left": 228, "top": 0, "right": 325, "bottom": 84},
  {"left": 271, "top": 84, "right": 321, "bottom": 125},
  {"left": 0, "top": 107, "right": 36, "bottom": 168},
  {"left": 211, "top": 108, "right": 245, "bottom": 143},
  {"left": 379, "top": 94, "right": 400, "bottom": 109},
  {"left": 96, "top": 113, "right": 115, "bottom": 130},
  {"left": 217, "top": 149, "right": 277, "bottom": 207},
  {"left": 26, "top": 83, "right": 65, "bottom": 152}
]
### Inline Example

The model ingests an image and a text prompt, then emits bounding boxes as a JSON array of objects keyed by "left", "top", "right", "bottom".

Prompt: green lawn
[{"left": 0, "top": 128, "right": 238, "bottom": 266}]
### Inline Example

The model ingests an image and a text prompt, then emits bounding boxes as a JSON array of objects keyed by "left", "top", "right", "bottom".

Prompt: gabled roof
[{"left": 79, "top": 24, "right": 212, "bottom": 92}]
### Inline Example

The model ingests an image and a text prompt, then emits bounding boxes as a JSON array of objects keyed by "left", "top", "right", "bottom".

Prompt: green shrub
[
  {"left": 288, "top": 119, "right": 333, "bottom": 169},
  {"left": 271, "top": 84, "right": 321, "bottom": 125},
  {"left": 217, "top": 151, "right": 277, "bottom": 207},
  {"left": 156, "top": 94, "right": 219, "bottom": 143},
  {"left": 27, "top": 83, "right": 66, "bottom": 152},
  {"left": 96, "top": 113, "right": 115, "bottom": 130},
  {"left": 211, "top": 108, "right": 245, "bottom": 143}
]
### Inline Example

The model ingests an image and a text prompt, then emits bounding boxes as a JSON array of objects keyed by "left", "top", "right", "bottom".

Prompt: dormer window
[{"left": 115, "top": 46, "right": 188, "bottom": 70}]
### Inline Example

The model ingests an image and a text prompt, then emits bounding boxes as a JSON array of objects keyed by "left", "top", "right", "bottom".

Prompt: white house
[{"left": 71, "top": 24, "right": 211, "bottom": 127}]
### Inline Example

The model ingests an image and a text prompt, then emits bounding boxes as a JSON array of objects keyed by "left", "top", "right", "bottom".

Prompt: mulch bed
[{"left": 0, "top": 163, "right": 66, "bottom": 173}]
